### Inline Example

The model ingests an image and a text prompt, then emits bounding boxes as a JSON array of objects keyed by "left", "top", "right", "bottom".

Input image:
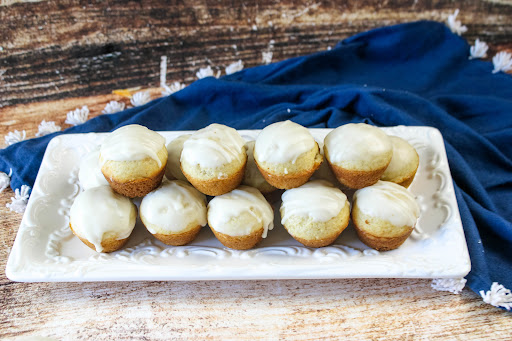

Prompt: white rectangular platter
[{"left": 6, "top": 126, "right": 471, "bottom": 282}]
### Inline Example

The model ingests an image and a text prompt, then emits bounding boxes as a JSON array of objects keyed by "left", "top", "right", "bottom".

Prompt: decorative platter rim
[{"left": 6, "top": 126, "right": 471, "bottom": 282}]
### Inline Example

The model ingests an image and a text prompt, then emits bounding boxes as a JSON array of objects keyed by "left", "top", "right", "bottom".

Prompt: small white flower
[
  {"left": 0, "top": 168, "right": 12, "bottom": 193},
  {"left": 4, "top": 130, "right": 26, "bottom": 146},
  {"left": 480, "top": 282, "right": 512, "bottom": 310},
  {"left": 130, "top": 91, "right": 151, "bottom": 107},
  {"left": 447, "top": 9, "right": 467, "bottom": 36},
  {"left": 469, "top": 39, "right": 488, "bottom": 60},
  {"left": 160, "top": 55, "right": 168, "bottom": 88},
  {"left": 36, "top": 120, "right": 61, "bottom": 137},
  {"left": 225, "top": 60, "right": 244, "bottom": 75},
  {"left": 162, "top": 81, "right": 186, "bottom": 96},
  {"left": 262, "top": 51, "right": 273, "bottom": 65},
  {"left": 102, "top": 100, "right": 125, "bottom": 114},
  {"left": 492, "top": 51, "right": 512, "bottom": 74},
  {"left": 6, "top": 184, "right": 30, "bottom": 213},
  {"left": 196, "top": 66, "right": 221, "bottom": 79},
  {"left": 65, "top": 106, "right": 89, "bottom": 126},
  {"left": 431, "top": 278, "right": 467, "bottom": 294}
]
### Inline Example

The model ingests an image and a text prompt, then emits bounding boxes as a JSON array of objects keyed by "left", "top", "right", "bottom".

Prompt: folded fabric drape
[{"left": 1, "top": 21, "right": 511, "bottom": 301}]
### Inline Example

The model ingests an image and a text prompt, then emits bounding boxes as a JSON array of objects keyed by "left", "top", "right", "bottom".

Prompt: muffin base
[
  {"left": 256, "top": 162, "right": 321, "bottom": 189},
  {"left": 353, "top": 224, "right": 413, "bottom": 251},
  {"left": 256, "top": 182, "right": 277, "bottom": 194},
  {"left": 288, "top": 231, "right": 343, "bottom": 248},
  {"left": 282, "top": 203, "right": 350, "bottom": 248},
  {"left": 397, "top": 173, "right": 416, "bottom": 188},
  {"left": 211, "top": 227, "right": 264, "bottom": 250},
  {"left": 105, "top": 166, "right": 166, "bottom": 198},
  {"left": 351, "top": 207, "right": 413, "bottom": 251},
  {"left": 383, "top": 165, "right": 419, "bottom": 188},
  {"left": 183, "top": 163, "right": 246, "bottom": 196},
  {"left": 151, "top": 225, "right": 203, "bottom": 246},
  {"left": 328, "top": 162, "right": 389, "bottom": 189},
  {"left": 69, "top": 224, "right": 129, "bottom": 253}
]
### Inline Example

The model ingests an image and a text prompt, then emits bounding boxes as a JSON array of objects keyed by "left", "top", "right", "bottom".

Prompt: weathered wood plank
[
  {"left": 1, "top": 0, "right": 512, "bottom": 107},
  {"left": 0, "top": 88, "right": 163, "bottom": 139}
]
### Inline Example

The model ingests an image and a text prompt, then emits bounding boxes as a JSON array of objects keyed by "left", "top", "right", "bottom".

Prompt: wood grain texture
[{"left": 1, "top": 0, "right": 512, "bottom": 107}]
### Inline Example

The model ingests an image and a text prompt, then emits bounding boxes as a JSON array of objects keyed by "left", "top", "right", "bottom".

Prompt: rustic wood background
[
  {"left": 2, "top": 0, "right": 512, "bottom": 108},
  {"left": 1, "top": 0, "right": 512, "bottom": 339}
]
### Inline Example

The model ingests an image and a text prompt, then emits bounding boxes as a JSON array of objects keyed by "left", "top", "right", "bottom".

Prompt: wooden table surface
[{"left": 1, "top": 1, "right": 511, "bottom": 339}]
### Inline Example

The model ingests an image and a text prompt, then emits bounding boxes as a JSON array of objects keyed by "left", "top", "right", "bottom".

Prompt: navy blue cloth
[{"left": 1, "top": 21, "right": 511, "bottom": 298}]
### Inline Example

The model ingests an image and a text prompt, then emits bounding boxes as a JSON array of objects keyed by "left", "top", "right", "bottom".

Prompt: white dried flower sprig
[
  {"left": 4, "top": 130, "right": 26, "bottom": 146},
  {"left": 196, "top": 66, "right": 221, "bottom": 79},
  {"left": 492, "top": 51, "right": 512, "bottom": 74},
  {"left": 130, "top": 91, "right": 151, "bottom": 107},
  {"left": 480, "top": 282, "right": 512, "bottom": 310},
  {"left": 262, "top": 40, "right": 275, "bottom": 65},
  {"left": 0, "top": 169, "right": 12, "bottom": 193},
  {"left": 102, "top": 100, "right": 126, "bottom": 114},
  {"left": 262, "top": 51, "right": 273, "bottom": 65},
  {"left": 447, "top": 9, "right": 467, "bottom": 36},
  {"left": 35, "top": 120, "right": 61, "bottom": 137},
  {"left": 225, "top": 60, "right": 244, "bottom": 75},
  {"left": 431, "top": 278, "right": 467, "bottom": 294},
  {"left": 162, "top": 81, "right": 186, "bottom": 97},
  {"left": 65, "top": 105, "right": 89, "bottom": 126},
  {"left": 469, "top": 39, "right": 488, "bottom": 60},
  {"left": 6, "top": 184, "right": 30, "bottom": 213},
  {"left": 160, "top": 55, "right": 168, "bottom": 88}
]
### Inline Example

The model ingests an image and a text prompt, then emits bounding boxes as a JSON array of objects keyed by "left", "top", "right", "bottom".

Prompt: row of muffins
[
  {"left": 167, "top": 121, "right": 419, "bottom": 192},
  {"left": 70, "top": 177, "right": 419, "bottom": 252},
  {"left": 70, "top": 121, "right": 421, "bottom": 252}
]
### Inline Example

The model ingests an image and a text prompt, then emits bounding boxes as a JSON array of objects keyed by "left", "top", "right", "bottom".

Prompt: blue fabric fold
[{"left": 2, "top": 21, "right": 511, "bottom": 299}]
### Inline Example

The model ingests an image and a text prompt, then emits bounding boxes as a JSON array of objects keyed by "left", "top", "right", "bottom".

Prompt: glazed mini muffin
[
  {"left": 100, "top": 124, "right": 168, "bottom": 198},
  {"left": 280, "top": 180, "right": 350, "bottom": 247},
  {"left": 242, "top": 140, "right": 276, "bottom": 194},
  {"left": 165, "top": 134, "right": 191, "bottom": 182},
  {"left": 69, "top": 185, "right": 137, "bottom": 253},
  {"left": 380, "top": 136, "right": 419, "bottom": 188},
  {"left": 78, "top": 148, "right": 109, "bottom": 190},
  {"left": 207, "top": 186, "right": 274, "bottom": 250},
  {"left": 254, "top": 120, "right": 322, "bottom": 189},
  {"left": 324, "top": 123, "right": 392, "bottom": 189},
  {"left": 140, "top": 180, "right": 207, "bottom": 246},
  {"left": 181, "top": 124, "right": 247, "bottom": 196},
  {"left": 352, "top": 181, "right": 420, "bottom": 251}
]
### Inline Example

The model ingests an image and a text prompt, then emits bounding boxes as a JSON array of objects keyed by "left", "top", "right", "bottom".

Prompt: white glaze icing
[
  {"left": 78, "top": 149, "right": 109, "bottom": 190},
  {"left": 100, "top": 124, "right": 166, "bottom": 167},
  {"left": 281, "top": 180, "right": 348, "bottom": 224},
  {"left": 254, "top": 120, "right": 316, "bottom": 164},
  {"left": 353, "top": 180, "right": 420, "bottom": 227},
  {"left": 69, "top": 186, "right": 136, "bottom": 252},
  {"left": 381, "top": 136, "right": 418, "bottom": 180},
  {"left": 165, "top": 134, "right": 191, "bottom": 181},
  {"left": 181, "top": 124, "right": 246, "bottom": 168},
  {"left": 324, "top": 123, "right": 392, "bottom": 164},
  {"left": 207, "top": 186, "right": 274, "bottom": 238},
  {"left": 140, "top": 180, "right": 207, "bottom": 234}
]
